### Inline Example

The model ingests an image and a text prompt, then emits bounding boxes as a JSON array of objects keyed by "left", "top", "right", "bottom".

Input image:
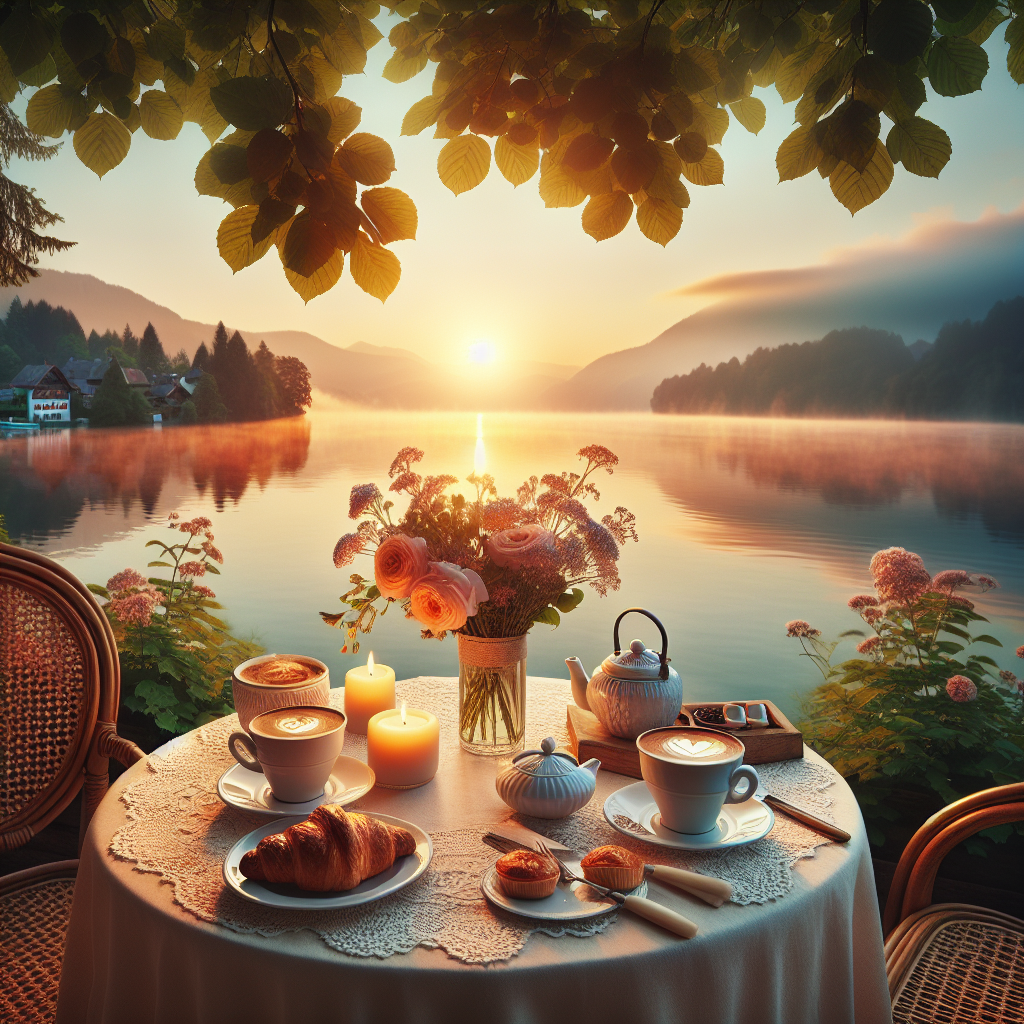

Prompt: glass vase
[{"left": 457, "top": 634, "right": 527, "bottom": 757}]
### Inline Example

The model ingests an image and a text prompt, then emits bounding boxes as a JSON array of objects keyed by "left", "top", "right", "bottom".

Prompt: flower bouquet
[{"left": 323, "top": 445, "right": 637, "bottom": 754}]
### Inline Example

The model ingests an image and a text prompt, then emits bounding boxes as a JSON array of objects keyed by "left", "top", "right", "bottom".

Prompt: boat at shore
[{"left": 0, "top": 421, "right": 40, "bottom": 431}]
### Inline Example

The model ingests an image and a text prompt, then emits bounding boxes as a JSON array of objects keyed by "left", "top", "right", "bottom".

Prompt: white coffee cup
[
  {"left": 637, "top": 726, "right": 759, "bottom": 834},
  {"left": 231, "top": 654, "right": 331, "bottom": 732},
  {"left": 228, "top": 705, "right": 346, "bottom": 803}
]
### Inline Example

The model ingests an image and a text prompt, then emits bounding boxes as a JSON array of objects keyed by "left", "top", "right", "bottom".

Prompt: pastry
[
  {"left": 580, "top": 844, "right": 645, "bottom": 891},
  {"left": 495, "top": 849, "right": 559, "bottom": 900},
  {"left": 239, "top": 804, "right": 416, "bottom": 892}
]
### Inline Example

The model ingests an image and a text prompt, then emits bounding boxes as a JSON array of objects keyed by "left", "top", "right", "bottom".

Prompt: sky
[{"left": 10, "top": 31, "right": 1024, "bottom": 369}]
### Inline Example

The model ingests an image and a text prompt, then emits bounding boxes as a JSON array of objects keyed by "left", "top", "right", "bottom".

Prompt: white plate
[
  {"left": 604, "top": 782, "right": 775, "bottom": 851},
  {"left": 223, "top": 812, "right": 432, "bottom": 909},
  {"left": 481, "top": 858, "right": 647, "bottom": 921},
  {"left": 217, "top": 755, "right": 375, "bottom": 817}
]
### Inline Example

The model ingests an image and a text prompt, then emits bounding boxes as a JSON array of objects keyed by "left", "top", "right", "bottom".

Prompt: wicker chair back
[{"left": 1, "top": 543, "right": 139, "bottom": 851}]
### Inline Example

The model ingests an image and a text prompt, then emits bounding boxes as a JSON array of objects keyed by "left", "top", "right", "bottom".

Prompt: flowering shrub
[
  {"left": 791, "top": 547, "right": 1024, "bottom": 849},
  {"left": 323, "top": 445, "right": 638, "bottom": 651},
  {"left": 90, "top": 515, "right": 261, "bottom": 734}
]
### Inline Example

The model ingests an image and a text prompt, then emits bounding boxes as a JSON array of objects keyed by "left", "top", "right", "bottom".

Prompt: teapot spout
[
  {"left": 566, "top": 657, "right": 591, "bottom": 711},
  {"left": 580, "top": 757, "right": 600, "bottom": 778}
]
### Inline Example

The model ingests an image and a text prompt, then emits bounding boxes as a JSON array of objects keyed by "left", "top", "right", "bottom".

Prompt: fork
[{"left": 533, "top": 839, "right": 699, "bottom": 939}]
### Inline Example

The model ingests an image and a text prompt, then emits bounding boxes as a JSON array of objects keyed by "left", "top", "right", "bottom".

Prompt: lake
[{"left": 3, "top": 406, "right": 1022, "bottom": 724}]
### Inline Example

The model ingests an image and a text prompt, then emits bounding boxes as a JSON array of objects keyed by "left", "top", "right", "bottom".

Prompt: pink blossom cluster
[
  {"left": 178, "top": 516, "right": 213, "bottom": 536},
  {"left": 106, "top": 568, "right": 162, "bottom": 627},
  {"left": 856, "top": 637, "right": 882, "bottom": 655},
  {"left": 847, "top": 595, "right": 879, "bottom": 610},
  {"left": 349, "top": 483, "right": 382, "bottom": 520},
  {"left": 869, "top": 547, "right": 932, "bottom": 606},
  {"left": 945, "top": 675, "right": 978, "bottom": 703},
  {"left": 786, "top": 620, "right": 821, "bottom": 638},
  {"left": 179, "top": 561, "right": 206, "bottom": 578}
]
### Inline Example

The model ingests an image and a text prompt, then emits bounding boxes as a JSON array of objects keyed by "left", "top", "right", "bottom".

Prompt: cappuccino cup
[
  {"left": 637, "top": 726, "right": 760, "bottom": 835},
  {"left": 232, "top": 654, "right": 331, "bottom": 732},
  {"left": 228, "top": 705, "right": 346, "bottom": 803}
]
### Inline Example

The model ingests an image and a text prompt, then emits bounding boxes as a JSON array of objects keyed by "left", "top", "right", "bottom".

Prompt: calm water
[{"left": 3, "top": 407, "right": 1022, "bottom": 723}]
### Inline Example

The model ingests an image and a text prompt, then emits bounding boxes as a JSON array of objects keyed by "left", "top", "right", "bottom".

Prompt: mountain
[
  {"left": 549, "top": 204, "right": 1024, "bottom": 411},
  {"left": 0, "top": 271, "right": 576, "bottom": 409},
  {"left": 650, "top": 299, "right": 1023, "bottom": 421}
]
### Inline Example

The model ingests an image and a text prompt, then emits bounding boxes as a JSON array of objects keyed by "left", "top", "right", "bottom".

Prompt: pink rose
[
  {"left": 374, "top": 534, "right": 430, "bottom": 599},
  {"left": 485, "top": 524, "right": 557, "bottom": 571},
  {"left": 409, "top": 562, "right": 489, "bottom": 632}
]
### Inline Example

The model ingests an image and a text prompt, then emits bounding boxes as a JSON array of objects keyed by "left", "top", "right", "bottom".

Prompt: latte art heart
[
  {"left": 277, "top": 714, "right": 320, "bottom": 735},
  {"left": 666, "top": 737, "right": 727, "bottom": 759}
]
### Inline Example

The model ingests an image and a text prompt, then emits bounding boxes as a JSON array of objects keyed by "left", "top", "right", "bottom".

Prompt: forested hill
[{"left": 651, "top": 298, "right": 1024, "bottom": 422}]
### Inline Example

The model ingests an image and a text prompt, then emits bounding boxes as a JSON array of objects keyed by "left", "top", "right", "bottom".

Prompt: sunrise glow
[{"left": 468, "top": 341, "right": 497, "bottom": 365}]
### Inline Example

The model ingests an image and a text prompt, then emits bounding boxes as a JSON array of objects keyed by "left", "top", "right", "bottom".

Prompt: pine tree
[
  {"left": 138, "top": 323, "right": 168, "bottom": 378},
  {"left": 0, "top": 105, "right": 74, "bottom": 287},
  {"left": 89, "top": 358, "right": 153, "bottom": 428},
  {"left": 121, "top": 324, "right": 139, "bottom": 360},
  {"left": 254, "top": 340, "right": 283, "bottom": 419},
  {"left": 191, "top": 342, "right": 210, "bottom": 371},
  {"left": 207, "top": 322, "right": 229, "bottom": 380},
  {"left": 193, "top": 373, "right": 228, "bottom": 423}
]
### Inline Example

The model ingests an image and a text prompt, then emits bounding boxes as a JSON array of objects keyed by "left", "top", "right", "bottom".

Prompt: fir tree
[
  {"left": 89, "top": 358, "right": 153, "bottom": 428},
  {"left": 193, "top": 373, "right": 228, "bottom": 423},
  {"left": 138, "top": 323, "right": 168, "bottom": 378},
  {"left": 191, "top": 341, "right": 210, "bottom": 371},
  {"left": 254, "top": 340, "right": 284, "bottom": 419},
  {"left": 121, "top": 324, "right": 139, "bottom": 360},
  {"left": 0, "top": 342, "right": 21, "bottom": 383},
  {"left": 0, "top": 105, "right": 74, "bottom": 287}
]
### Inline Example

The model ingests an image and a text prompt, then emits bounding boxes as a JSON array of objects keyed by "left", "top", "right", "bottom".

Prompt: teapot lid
[
  {"left": 602, "top": 638, "right": 667, "bottom": 680},
  {"left": 512, "top": 737, "right": 579, "bottom": 777}
]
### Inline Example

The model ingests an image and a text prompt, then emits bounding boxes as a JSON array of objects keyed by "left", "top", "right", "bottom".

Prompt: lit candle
[
  {"left": 367, "top": 703, "right": 440, "bottom": 789},
  {"left": 343, "top": 652, "right": 396, "bottom": 734}
]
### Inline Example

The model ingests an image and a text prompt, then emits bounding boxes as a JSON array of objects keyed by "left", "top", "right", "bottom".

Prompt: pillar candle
[
  {"left": 343, "top": 653, "right": 396, "bottom": 734},
  {"left": 367, "top": 704, "right": 440, "bottom": 789}
]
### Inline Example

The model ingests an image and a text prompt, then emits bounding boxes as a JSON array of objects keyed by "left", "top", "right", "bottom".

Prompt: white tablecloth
[{"left": 56, "top": 678, "right": 892, "bottom": 1024}]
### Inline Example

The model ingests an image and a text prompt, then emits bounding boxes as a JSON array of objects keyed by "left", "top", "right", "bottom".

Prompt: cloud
[{"left": 669, "top": 202, "right": 1024, "bottom": 328}]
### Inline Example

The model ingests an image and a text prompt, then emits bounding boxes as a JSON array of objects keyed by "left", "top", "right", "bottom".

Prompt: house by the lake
[
  {"left": 8, "top": 364, "right": 80, "bottom": 423},
  {"left": 62, "top": 357, "right": 150, "bottom": 406}
]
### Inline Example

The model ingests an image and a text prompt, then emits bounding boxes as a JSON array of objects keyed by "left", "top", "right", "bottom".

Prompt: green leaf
[
  {"left": 533, "top": 606, "right": 561, "bottom": 626},
  {"left": 210, "top": 75, "right": 294, "bottom": 131},
  {"left": 383, "top": 48, "right": 428, "bottom": 84},
  {"left": 829, "top": 141, "right": 893, "bottom": 214},
  {"left": 972, "top": 634, "right": 1003, "bottom": 646},
  {"left": 147, "top": 561, "right": 174, "bottom": 568},
  {"left": 868, "top": 0, "right": 933, "bottom": 65},
  {"left": 927, "top": 36, "right": 989, "bottom": 95},
  {"left": 0, "top": 6, "right": 55, "bottom": 77},
  {"left": 217, "top": 204, "right": 275, "bottom": 272},
  {"left": 73, "top": 112, "right": 131, "bottom": 178},
  {"left": 777, "top": 124, "right": 823, "bottom": 181},
  {"left": 886, "top": 116, "right": 951, "bottom": 177},
  {"left": 1006, "top": 16, "right": 1024, "bottom": 85},
  {"left": 555, "top": 589, "right": 585, "bottom": 613}
]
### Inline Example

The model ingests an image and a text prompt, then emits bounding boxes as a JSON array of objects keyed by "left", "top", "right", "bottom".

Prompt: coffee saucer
[
  {"left": 217, "top": 755, "right": 375, "bottom": 817},
  {"left": 603, "top": 782, "right": 775, "bottom": 851}
]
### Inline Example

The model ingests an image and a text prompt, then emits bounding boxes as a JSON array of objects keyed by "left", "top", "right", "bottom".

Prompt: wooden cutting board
[{"left": 567, "top": 700, "right": 803, "bottom": 778}]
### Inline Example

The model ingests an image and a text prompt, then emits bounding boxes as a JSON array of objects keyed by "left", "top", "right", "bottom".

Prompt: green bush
[
  {"left": 90, "top": 515, "right": 262, "bottom": 733},
  {"left": 792, "top": 548, "right": 1024, "bottom": 850}
]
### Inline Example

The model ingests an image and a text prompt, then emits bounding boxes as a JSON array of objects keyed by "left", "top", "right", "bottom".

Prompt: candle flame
[
  {"left": 367, "top": 651, "right": 375, "bottom": 676},
  {"left": 401, "top": 701, "right": 407, "bottom": 725}
]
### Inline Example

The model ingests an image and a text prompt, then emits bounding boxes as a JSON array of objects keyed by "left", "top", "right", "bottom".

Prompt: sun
[{"left": 468, "top": 340, "right": 497, "bottom": 366}]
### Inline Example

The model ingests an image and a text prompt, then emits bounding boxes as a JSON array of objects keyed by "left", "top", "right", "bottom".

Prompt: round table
[{"left": 56, "top": 679, "right": 892, "bottom": 1024}]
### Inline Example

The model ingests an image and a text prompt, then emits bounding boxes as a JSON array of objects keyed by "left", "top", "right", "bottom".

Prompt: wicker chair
[
  {"left": 883, "top": 782, "right": 1024, "bottom": 1023},
  {"left": 1, "top": 542, "right": 145, "bottom": 1022}
]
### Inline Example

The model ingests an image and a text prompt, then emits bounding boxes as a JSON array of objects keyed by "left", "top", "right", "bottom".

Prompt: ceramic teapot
[
  {"left": 566, "top": 608, "right": 683, "bottom": 740},
  {"left": 495, "top": 737, "right": 600, "bottom": 818}
]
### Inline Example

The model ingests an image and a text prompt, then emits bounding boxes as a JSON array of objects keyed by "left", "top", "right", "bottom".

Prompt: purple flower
[{"left": 333, "top": 532, "right": 365, "bottom": 568}]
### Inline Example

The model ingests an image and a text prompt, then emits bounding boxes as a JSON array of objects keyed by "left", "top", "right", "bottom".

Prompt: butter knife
[{"left": 756, "top": 788, "right": 851, "bottom": 843}]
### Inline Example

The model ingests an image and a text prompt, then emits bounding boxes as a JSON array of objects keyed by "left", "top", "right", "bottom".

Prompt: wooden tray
[{"left": 567, "top": 700, "right": 803, "bottom": 779}]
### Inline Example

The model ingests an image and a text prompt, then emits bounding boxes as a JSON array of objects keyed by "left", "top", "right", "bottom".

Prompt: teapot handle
[{"left": 613, "top": 608, "right": 670, "bottom": 680}]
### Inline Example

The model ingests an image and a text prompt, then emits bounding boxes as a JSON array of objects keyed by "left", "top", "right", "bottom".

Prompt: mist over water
[{"left": 3, "top": 408, "right": 1022, "bottom": 723}]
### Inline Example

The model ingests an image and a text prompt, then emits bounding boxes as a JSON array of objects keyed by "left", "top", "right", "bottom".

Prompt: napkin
[{"left": 487, "top": 821, "right": 573, "bottom": 854}]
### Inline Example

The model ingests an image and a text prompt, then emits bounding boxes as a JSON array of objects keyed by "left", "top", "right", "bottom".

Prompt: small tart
[
  {"left": 495, "top": 849, "right": 559, "bottom": 900},
  {"left": 580, "top": 845, "right": 645, "bottom": 891}
]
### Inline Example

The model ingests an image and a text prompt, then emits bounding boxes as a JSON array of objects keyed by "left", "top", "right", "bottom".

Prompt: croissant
[{"left": 239, "top": 804, "right": 416, "bottom": 892}]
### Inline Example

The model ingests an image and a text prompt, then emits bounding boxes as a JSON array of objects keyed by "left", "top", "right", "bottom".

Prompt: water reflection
[{"left": 0, "top": 418, "right": 311, "bottom": 544}]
